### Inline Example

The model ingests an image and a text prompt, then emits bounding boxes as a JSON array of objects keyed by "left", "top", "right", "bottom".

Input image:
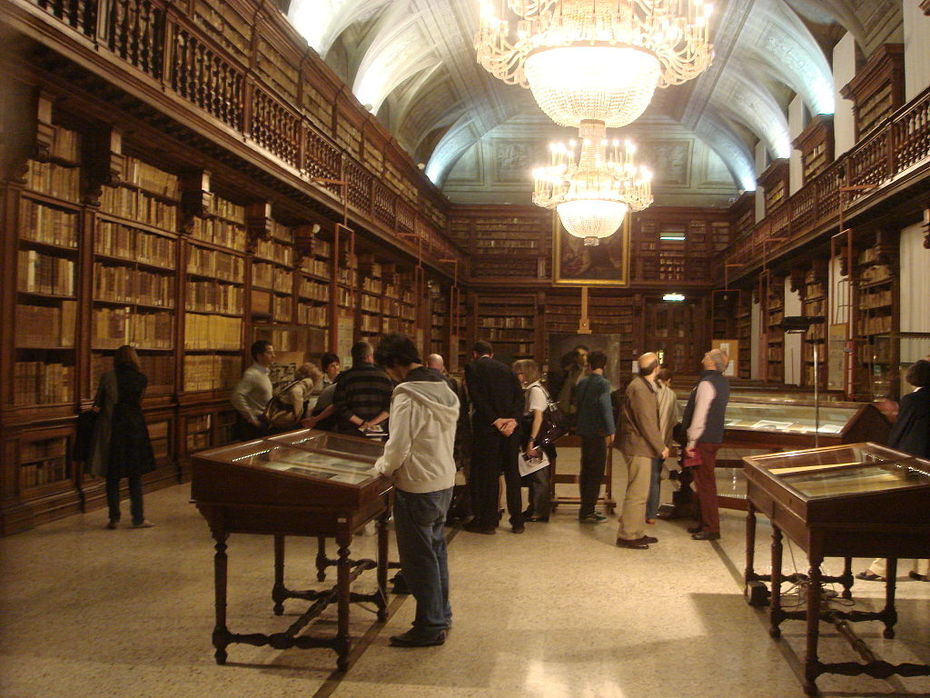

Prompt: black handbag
[{"left": 73, "top": 410, "right": 97, "bottom": 462}]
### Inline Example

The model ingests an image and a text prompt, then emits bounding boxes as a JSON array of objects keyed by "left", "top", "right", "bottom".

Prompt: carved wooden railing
[
  {"left": 15, "top": 0, "right": 464, "bottom": 273},
  {"left": 722, "top": 84, "right": 930, "bottom": 279}
]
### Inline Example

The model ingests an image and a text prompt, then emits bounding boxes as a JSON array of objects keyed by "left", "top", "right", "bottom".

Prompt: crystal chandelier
[
  {"left": 475, "top": 0, "right": 714, "bottom": 128},
  {"left": 533, "top": 120, "right": 653, "bottom": 245}
]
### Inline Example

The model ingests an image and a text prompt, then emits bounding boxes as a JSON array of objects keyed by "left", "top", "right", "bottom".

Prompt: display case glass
[
  {"left": 720, "top": 402, "right": 863, "bottom": 436},
  {"left": 744, "top": 443, "right": 930, "bottom": 500},
  {"left": 267, "top": 428, "right": 384, "bottom": 463}
]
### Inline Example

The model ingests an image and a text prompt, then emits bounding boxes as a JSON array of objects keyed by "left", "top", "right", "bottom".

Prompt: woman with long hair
[{"left": 87, "top": 345, "right": 156, "bottom": 529}]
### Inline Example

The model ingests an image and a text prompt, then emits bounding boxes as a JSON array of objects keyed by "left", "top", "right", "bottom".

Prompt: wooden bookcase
[
  {"left": 764, "top": 274, "right": 785, "bottom": 382},
  {"left": 793, "top": 116, "right": 835, "bottom": 186},
  {"left": 474, "top": 292, "right": 538, "bottom": 365},
  {"left": 735, "top": 292, "right": 752, "bottom": 380},
  {"left": 793, "top": 261, "right": 828, "bottom": 390},
  {"left": 759, "top": 160, "right": 790, "bottom": 216},
  {"left": 853, "top": 232, "right": 899, "bottom": 399},
  {"left": 840, "top": 44, "right": 905, "bottom": 142}
]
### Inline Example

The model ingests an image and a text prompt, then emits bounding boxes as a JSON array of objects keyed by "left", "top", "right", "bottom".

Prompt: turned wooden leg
[
  {"left": 882, "top": 558, "right": 898, "bottom": 639},
  {"left": 211, "top": 530, "right": 230, "bottom": 665},
  {"left": 272, "top": 534, "right": 285, "bottom": 616},
  {"left": 316, "top": 536, "right": 328, "bottom": 582},
  {"left": 336, "top": 533, "right": 352, "bottom": 672},
  {"left": 803, "top": 556, "right": 824, "bottom": 696},
  {"left": 769, "top": 525, "right": 784, "bottom": 638},
  {"left": 840, "top": 556, "right": 853, "bottom": 600},
  {"left": 376, "top": 509, "right": 389, "bottom": 622},
  {"left": 745, "top": 501, "right": 757, "bottom": 587}
]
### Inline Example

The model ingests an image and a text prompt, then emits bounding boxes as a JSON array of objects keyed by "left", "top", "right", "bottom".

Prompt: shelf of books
[
  {"left": 93, "top": 156, "right": 179, "bottom": 397},
  {"left": 381, "top": 268, "right": 417, "bottom": 337},
  {"left": 334, "top": 232, "right": 357, "bottom": 363},
  {"left": 358, "top": 255, "right": 383, "bottom": 338},
  {"left": 854, "top": 238, "right": 898, "bottom": 399},
  {"left": 13, "top": 129, "right": 81, "bottom": 413},
  {"left": 429, "top": 285, "right": 449, "bottom": 361},
  {"left": 646, "top": 298, "right": 700, "bottom": 377},
  {"left": 13, "top": 425, "right": 81, "bottom": 526},
  {"left": 182, "top": 192, "right": 246, "bottom": 400},
  {"left": 735, "top": 293, "right": 752, "bottom": 380},
  {"left": 475, "top": 293, "right": 537, "bottom": 365},
  {"left": 801, "top": 267, "right": 827, "bottom": 389},
  {"left": 297, "top": 232, "right": 331, "bottom": 350},
  {"left": 765, "top": 276, "right": 785, "bottom": 383}
]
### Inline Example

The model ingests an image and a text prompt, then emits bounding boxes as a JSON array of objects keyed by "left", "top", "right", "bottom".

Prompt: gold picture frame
[{"left": 552, "top": 212, "right": 631, "bottom": 286}]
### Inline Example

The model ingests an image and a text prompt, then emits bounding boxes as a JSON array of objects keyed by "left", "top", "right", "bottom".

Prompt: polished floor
[{"left": 2, "top": 453, "right": 930, "bottom": 698}]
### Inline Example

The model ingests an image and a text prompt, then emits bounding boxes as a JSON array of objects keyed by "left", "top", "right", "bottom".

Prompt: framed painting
[{"left": 552, "top": 213, "right": 631, "bottom": 286}]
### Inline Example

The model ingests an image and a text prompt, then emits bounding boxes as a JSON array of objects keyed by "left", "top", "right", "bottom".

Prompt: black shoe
[
  {"left": 389, "top": 630, "right": 446, "bottom": 647},
  {"left": 643, "top": 536, "right": 658, "bottom": 544},
  {"left": 522, "top": 509, "right": 534, "bottom": 519},
  {"left": 687, "top": 525, "right": 702, "bottom": 534},
  {"left": 463, "top": 522, "right": 496, "bottom": 535},
  {"left": 579, "top": 512, "right": 608, "bottom": 523},
  {"left": 909, "top": 571, "right": 928, "bottom": 582},
  {"left": 511, "top": 524, "right": 525, "bottom": 534},
  {"left": 525, "top": 515, "right": 549, "bottom": 523},
  {"left": 616, "top": 537, "right": 649, "bottom": 550},
  {"left": 691, "top": 531, "right": 720, "bottom": 541},
  {"left": 856, "top": 571, "right": 884, "bottom": 582}
]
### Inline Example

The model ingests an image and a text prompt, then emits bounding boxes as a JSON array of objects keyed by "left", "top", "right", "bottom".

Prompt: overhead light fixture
[
  {"left": 660, "top": 233, "right": 686, "bottom": 241},
  {"left": 476, "top": 0, "right": 714, "bottom": 129},
  {"left": 663, "top": 292, "right": 685, "bottom": 301},
  {"left": 533, "top": 120, "right": 652, "bottom": 246}
]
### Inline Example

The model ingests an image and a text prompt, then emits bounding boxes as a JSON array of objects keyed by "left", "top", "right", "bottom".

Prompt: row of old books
[
  {"left": 298, "top": 278, "right": 329, "bottom": 301},
  {"left": 182, "top": 354, "right": 242, "bottom": 392},
  {"left": 189, "top": 216, "right": 247, "bottom": 251},
  {"left": 123, "top": 156, "right": 180, "bottom": 199},
  {"left": 50, "top": 125, "right": 80, "bottom": 163},
  {"left": 300, "top": 257, "right": 331, "bottom": 279},
  {"left": 254, "top": 238, "right": 293, "bottom": 266},
  {"left": 17, "top": 250, "right": 75, "bottom": 296},
  {"left": 24, "top": 160, "right": 80, "bottom": 201},
  {"left": 297, "top": 303, "right": 327, "bottom": 326},
  {"left": 187, "top": 246, "right": 245, "bottom": 282},
  {"left": 185, "top": 280, "right": 244, "bottom": 314},
  {"left": 13, "top": 361, "right": 74, "bottom": 405},
  {"left": 92, "top": 308, "right": 173, "bottom": 349},
  {"left": 183, "top": 314, "right": 242, "bottom": 350},
  {"left": 273, "top": 295, "right": 293, "bottom": 323},
  {"left": 479, "top": 315, "right": 532, "bottom": 329},
  {"left": 252, "top": 262, "right": 292, "bottom": 292},
  {"left": 94, "top": 264, "right": 174, "bottom": 307},
  {"left": 100, "top": 185, "right": 178, "bottom": 230},
  {"left": 20, "top": 457, "right": 70, "bottom": 489},
  {"left": 96, "top": 220, "right": 176, "bottom": 267},
  {"left": 91, "top": 352, "right": 175, "bottom": 391},
  {"left": 20, "top": 199, "right": 78, "bottom": 247},
  {"left": 16, "top": 301, "right": 77, "bottom": 348},
  {"left": 206, "top": 195, "right": 245, "bottom": 223}
]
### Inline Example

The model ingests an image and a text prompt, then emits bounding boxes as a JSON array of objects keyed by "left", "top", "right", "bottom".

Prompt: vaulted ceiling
[{"left": 284, "top": 0, "right": 902, "bottom": 207}]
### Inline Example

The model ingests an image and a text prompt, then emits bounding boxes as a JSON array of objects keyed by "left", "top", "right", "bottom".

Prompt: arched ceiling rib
[{"left": 284, "top": 0, "right": 895, "bottom": 200}]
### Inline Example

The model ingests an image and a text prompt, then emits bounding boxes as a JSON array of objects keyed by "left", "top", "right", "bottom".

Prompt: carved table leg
[
  {"left": 336, "top": 532, "right": 352, "bottom": 672},
  {"left": 745, "top": 501, "right": 757, "bottom": 587},
  {"left": 840, "top": 556, "right": 853, "bottom": 600},
  {"left": 882, "top": 558, "right": 898, "bottom": 639},
  {"left": 376, "top": 510, "right": 389, "bottom": 622},
  {"left": 273, "top": 534, "right": 285, "bottom": 616},
  {"left": 770, "top": 525, "right": 783, "bottom": 638},
  {"left": 211, "top": 530, "right": 230, "bottom": 665},
  {"left": 316, "top": 536, "right": 328, "bottom": 582},
  {"left": 803, "top": 555, "right": 824, "bottom": 697}
]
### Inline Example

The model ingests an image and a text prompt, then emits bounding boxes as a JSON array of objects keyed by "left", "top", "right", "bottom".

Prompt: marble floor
[{"left": 2, "top": 453, "right": 930, "bottom": 698}]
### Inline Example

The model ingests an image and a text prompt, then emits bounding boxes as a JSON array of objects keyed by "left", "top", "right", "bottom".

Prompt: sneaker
[
  {"left": 579, "top": 512, "right": 608, "bottom": 523},
  {"left": 389, "top": 630, "right": 446, "bottom": 647},
  {"left": 131, "top": 520, "right": 154, "bottom": 528}
]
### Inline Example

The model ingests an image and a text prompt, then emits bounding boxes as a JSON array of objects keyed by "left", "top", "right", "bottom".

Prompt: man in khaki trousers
[{"left": 616, "top": 353, "right": 668, "bottom": 549}]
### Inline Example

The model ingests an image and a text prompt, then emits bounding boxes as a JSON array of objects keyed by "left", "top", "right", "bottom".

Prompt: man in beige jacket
[{"left": 616, "top": 353, "right": 669, "bottom": 549}]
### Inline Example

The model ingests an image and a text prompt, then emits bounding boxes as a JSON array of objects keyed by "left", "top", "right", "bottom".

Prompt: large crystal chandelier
[
  {"left": 533, "top": 120, "right": 653, "bottom": 245},
  {"left": 476, "top": 0, "right": 714, "bottom": 128}
]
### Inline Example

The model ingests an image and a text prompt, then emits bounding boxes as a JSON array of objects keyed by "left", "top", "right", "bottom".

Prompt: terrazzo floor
[{"left": 2, "top": 449, "right": 929, "bottom": 698}]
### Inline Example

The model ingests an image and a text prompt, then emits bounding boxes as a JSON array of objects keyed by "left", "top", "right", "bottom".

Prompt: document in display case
[
  {"left": 191, "top": 430, "right": 392, "bottom": 671},
  {"left": 742, "top": 443, "right": 930, "bottom": 695}
]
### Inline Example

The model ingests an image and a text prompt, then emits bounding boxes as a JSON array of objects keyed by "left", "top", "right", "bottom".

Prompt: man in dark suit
[{"left": 463, "top": 340, "right": 525, "bottom": 534}]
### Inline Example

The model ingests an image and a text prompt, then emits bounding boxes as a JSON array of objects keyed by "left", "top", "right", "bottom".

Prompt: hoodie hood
[{"left": 393, "top": 380, "right": 459, "bottom": 427}]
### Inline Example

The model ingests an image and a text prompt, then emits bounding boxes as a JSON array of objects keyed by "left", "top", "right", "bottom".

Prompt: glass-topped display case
[
  {"left": 267, "top": 428, "right": 385, "bottom": 464},
  {"left": 720, "top": 401, "right": 879, "bottom": 438}
]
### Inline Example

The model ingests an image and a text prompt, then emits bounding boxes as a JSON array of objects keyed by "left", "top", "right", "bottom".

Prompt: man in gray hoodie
[{"left": 374, "top": 333, "right": 459, "bottom": 647}]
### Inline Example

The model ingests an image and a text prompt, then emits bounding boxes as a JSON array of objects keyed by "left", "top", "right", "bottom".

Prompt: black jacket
[
  {"left": 889, "top": 388, "right": 930, "bottom": 458},
  {"left": 464, "top": 356, "right": 523, "bottom": 433}
]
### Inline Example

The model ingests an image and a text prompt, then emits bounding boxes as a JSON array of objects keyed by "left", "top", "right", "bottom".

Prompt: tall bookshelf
[
  {"left": 799, "top": 263, "right": 827, "bottom": 389},
  {"left": 296, "top": 225, "right": 332, "bottom": 351},
  {"left": 764, "top": 275, "right": 785, "bottom": 383},
  {"left": 475, "top": 293, "right": 537, "bottom": 365},
  {"left": 854, "top": 234, "right": 898, "bottom": 398},
  {"left": 735, "top": 292, "right": 752, "bottom": 380}
]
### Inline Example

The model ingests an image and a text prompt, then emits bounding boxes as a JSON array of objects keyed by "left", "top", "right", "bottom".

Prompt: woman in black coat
[
  {"left": 88, "top": 345, "right": 156, "bottom": 529},
  {"left": 858, "top": 358, "right": 930, "bottom": 581}
]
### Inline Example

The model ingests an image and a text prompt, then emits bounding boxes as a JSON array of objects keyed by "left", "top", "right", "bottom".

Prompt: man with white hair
[{"left": 681, "top": 348, "right": 731, "bottom": 541}]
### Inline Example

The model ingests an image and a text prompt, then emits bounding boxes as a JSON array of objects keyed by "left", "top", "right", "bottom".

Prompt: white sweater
[{"left": 374, "top": 377, "right": 459, "bottom": 493}]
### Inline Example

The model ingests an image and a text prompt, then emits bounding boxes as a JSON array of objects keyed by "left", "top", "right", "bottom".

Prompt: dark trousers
[
  {"left": 233, "top": 415, "right": 264, "bottom": 442},
  {"left": 579, "top": 435, "right": 607, "bottom": 517},
  {"left": 106, "top": 472, "right": 144, "bottom": 524},
  {"left": 692, "top": 442, "right": 722, "bottom": 534},
  {"left": 470, "top": 429, "right": 523, "bottom": 528},
  {"left": 393, "top": 488, "right": 453, "bottom": 638},
  {"left": 523, "top": 445, "right": 555, "bottom": 518}
]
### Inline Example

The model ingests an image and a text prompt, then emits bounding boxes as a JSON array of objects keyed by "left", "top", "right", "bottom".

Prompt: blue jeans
[
  {"left": 646, "top": 457, "right": 664, "bottom": 520},
  {"left": 393, "top": 488, "right": 453, "bottom": 638}
]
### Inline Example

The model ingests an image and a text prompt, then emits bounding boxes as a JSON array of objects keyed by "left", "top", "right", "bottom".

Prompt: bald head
[
  {"left": 426, "top": 354, "right": 445, "bottom": 371},
  {"left": 638, "top": 352, "right": 659, "bottom": 378},
  {"left": 704, "top": 348, "right": 728, "bottom": 372}
]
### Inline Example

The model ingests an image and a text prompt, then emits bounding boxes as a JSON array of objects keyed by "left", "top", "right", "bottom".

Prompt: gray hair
[{"left": 708, "top": 348, "right": 728, "bottom": 372}]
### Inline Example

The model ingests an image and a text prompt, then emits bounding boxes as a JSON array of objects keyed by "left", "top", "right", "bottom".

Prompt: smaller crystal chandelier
[
  {"left": 476, "top": 0, "right": 714, "bottom": 129},
  {"left": 533, "top": 120, "right": 653, "bottom": 246}
]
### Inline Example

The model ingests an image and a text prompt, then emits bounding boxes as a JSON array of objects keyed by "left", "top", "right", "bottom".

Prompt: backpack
[
  {"left": 535, "top": 384, "right": 569, "bottom": 446},
  {"left": 262, "top": 378, "right": 307, "bottom": 432}
]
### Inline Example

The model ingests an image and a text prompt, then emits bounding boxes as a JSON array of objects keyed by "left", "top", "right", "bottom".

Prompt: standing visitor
[
  {"left": 681, "top": 348, "right": 731, "bottom": 541},
  {"left": 646, "top": 366, "right": 682, "bottom": 523},
  {"left": 230, "top": 340, "right": 275, "bottom": 441},
  {"left": 333, "top": 341, "right": 393, "bottom": 435},
  {"left": 513, "top": 359, "right": 554, "bottom": 522},
  {"left": 573, "top": 350, "right": 614, "bottom": 523},
  {"left": 88, "top": 345, "right": 156, "bottom": 529},
  {"left": 374, "top": 334, "right": 459, "bottom": 647}
]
